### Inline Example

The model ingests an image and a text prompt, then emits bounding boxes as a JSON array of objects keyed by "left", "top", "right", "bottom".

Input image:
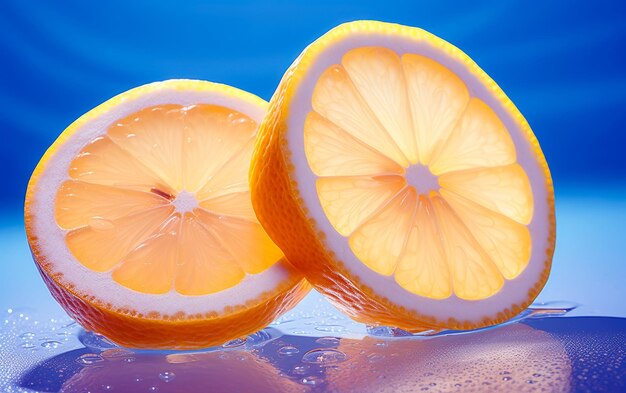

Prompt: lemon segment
[
  {"left": 431, "top": 195, "right": 505, "bottom": 300},
  {"left": 316, "top": 175, "right": 406, "bottom": 236},
  {"left": 395, "top": 196, "right": 452, "bottom": 299},
  {"left": 55, "top": 180, "right": 169, "bottom": 230},
  {"left": 68, "top": 136, "right": 172, "bottom": 194},
  {"left": 439, "top": 164, "right": 534, "bottom": 225},
  {"left": 304, "top": 112, "right": 404, "bottom": 177},
  {"left": 65, "top": 206, "right": 174, "bottom": 273},
  {"left": 348, "top": 187, "right": 417, "bottom": 276},
  {"left": 429, "top": 98, "right": 516, "bottom": 175},
  {"left": 441, "top": 189, "right": 531, "bottom": 279},
  {"left": 173, "top": 213, "right": 246, "bottom": 296},
  {"left": 342, "top": 47, "right": 418, "bottom": 164},
  {"left": 312, "top": 65, "right": 409, "bottom": 166},
  {"left": 402, "top": 53, "right": 470, "bottom": 165}
]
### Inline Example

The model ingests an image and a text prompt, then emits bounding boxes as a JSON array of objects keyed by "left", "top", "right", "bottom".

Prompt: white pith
[
  {"left": 405, "top": 165, "right": 440, "bottom": 194},
  {"left": 287, "top": 34, "right": 552, "bottom": 323},
  {"left": 172, "top": 190, "right": 199, "bottom": 213},
  {"left": 30, "top": 81, "right": 294, "bottom": 316}
]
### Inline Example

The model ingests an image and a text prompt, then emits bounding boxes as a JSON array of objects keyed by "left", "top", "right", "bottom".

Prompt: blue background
[
  {"left": 0, "top": 1, "right": 625, "bottom": 316},
  {"left": 2, "top": 0, "right": 626, "bottom": 214}
]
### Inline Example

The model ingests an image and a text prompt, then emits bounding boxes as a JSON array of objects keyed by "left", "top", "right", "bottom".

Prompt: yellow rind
[{"left": 250, "top": 21, "right": 555, "bottom": 330}]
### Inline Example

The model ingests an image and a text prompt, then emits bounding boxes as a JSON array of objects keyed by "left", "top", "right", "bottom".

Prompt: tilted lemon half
[
  {"left": 250, "top": 21, "right": 555, "bottom": 331},
  {"left": 25, "top": 79, "right": 309, "bottom": 349}
]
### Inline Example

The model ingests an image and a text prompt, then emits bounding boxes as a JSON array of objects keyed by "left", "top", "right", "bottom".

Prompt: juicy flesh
[
  {"left": 304, "top": 47, "right": 534, "bottom": 300},
  {"left": 55, "top": 104, "right": 283, "bottom": 295}
]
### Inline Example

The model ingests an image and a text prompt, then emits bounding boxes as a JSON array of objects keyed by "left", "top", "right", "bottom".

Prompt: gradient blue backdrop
[{"left": 2, "top": 0, "right": 626, "bottom": 214}]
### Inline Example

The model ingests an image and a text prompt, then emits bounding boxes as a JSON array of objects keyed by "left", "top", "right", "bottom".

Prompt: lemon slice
[
  {"left": 25, "top": 80, "right": 309, "bottom": 349},
  {"left": 251, "top": 21, "right": 555, "bottom": 330}
]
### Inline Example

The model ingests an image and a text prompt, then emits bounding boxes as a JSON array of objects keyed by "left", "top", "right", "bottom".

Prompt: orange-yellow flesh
[
  {"left": 55, "top": 180, "right": 169, "bottom": 230},
  {"left": 342, "top": 47, "right": 418, "bottom": 164},
  {"left": 348, "top": 187, "right": 417, "bottom": 276},
  {"left": 56, "top": 104, "right": 281, "bottom": 295},
  {"left": 193, "top": 209, "right": 283, "bottom": 275},
  {"left": 440, "top": 190, "right": 531, "bottom": 280},
  {"left": 316, "top": 175, "right": 406, "bottom": 236},
  {"left": 401, "top": 53, "right": 470, "bottom": 165},
  {"left": 304, "top": 112, "right": 404, "bottom": 177},
  {"left": 431, "top": 195, "right": 504, "bottom": 300},
  {"left": 304, "top": 47, "right": 535, "bottom": 300},
  {"left": 311, "top": 64, "right": 409, "bottom": 167},
  {"left": 395, "top": 196, "right": 451, "bottom": 299},
  {"left": 174, "top": 213, "right": 245, "bottom": 296},
  {"left": 439, "top": 164, "right": 534, "bottom": 225},
  {"left": 429, "top": 98, "right": 517, "bottom": 175}
]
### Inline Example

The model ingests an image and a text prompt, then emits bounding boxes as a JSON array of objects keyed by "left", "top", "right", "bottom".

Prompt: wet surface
[
  {"left": 2, "top": 190, "right": 625, "bottom": 392},
  {"left": 1, "top": 293, "right": 624, "bottom": 393}
]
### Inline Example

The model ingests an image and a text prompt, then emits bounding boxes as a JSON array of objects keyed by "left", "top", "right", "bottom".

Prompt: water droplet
[
  {"left": 533, "top": 373, "right": 542, "bottom": 377},
  {"left": 277, "top": 346, "right": 300, "bottom": 356},
  {"left": 76, "top": 353, "right": 104, "bottom": 365},
  {"left": 41, "top": 340, "right": 61, "bottom": 348},
  {"left": 148, "top": 387, "right": 159, "bottom": 392},
  {"left": 528, "top": 301, "right": 578, "bottom": 319},
  {"left": 101, "top": 384, "right": 113, "bottom": 390},
  {"left": 302, "top": 348, "right": 347, "bottom": 364},
  {"left": 367, "top": 325, "right": 414, "bottom": 337},
  {"left": 526, "top": 380, "right": 536, "bottom": 384},
  {"left": 315, "top": 337, "right": 340, "bottom": 346},
  {"left": 102, "top": 348, "right": 137, "bottom": 363},
  {"left": 246, "top": 328, "right": 277, "bottom": 345},
  {"left": 367, "top": 354, "right": 385, "bottom": 363},
  {"left": 79, "top": 331, "right": 117, "bottom": 350},
  {"left": 20, "top": 343, "right": 36, "bottom": 349},
  {"left": 20, "top": 332, "right": 35, "bottom": 340},
  {"left": 300, "top": 376, "right": 319, "bottom": 386},
  {"left": 222, "top": 337, "right": 246, "bottom": 348},
  {"left": 314, "top": 324, "right": 346, "bottom": 333},
  {"left": 502, "top": 377, "right": 512, "bottom": 381},
  {"left": 293, "top": 365, "right": 309, "bottom": 375},
  {"left": 158, "top": 371, "right": 176, "bottom": 382}
]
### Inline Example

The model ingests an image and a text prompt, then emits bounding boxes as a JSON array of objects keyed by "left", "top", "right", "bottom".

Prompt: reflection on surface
[
  {"left": 327, "top": 323, "right": 571, "bottom": 392},
  {"left": 15, "top": 317, "right": 626, "bottom": 393}
]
